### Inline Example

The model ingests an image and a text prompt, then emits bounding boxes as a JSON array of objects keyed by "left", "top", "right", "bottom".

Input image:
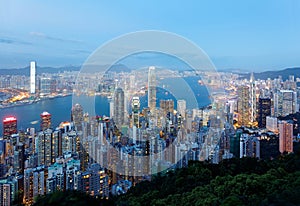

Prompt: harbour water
[{"left": 0, "top": 77, "right": 211, "bottom": 135}]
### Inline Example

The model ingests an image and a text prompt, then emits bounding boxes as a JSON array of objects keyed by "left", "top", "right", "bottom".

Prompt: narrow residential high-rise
[
  {"left": 148, "top": 66, "right": 156, "bottom": 113},
  {"left": 113, "top": 87, "right": 125, "bottom": 128},
  {"left": 131, "top": 96, "right": 140, "bottom": 128},
  {"left": 237, "top": 85, "right": 249, "bottom": 126},
  {"left": 249, "top": 73, "right": 257, "bottom": 124},
  {"left": 71, "top": 104, "right": 84, "bottom": 131},
  {"left": 278, "top": 120, "right": 293, "bottom": 153},
  {"left": 30, "top": 61, "right": 36, "bottom": 94}
]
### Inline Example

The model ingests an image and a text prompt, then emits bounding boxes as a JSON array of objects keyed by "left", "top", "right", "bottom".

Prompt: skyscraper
[
  {"left": 177, "top": 99, "right": 186, "bottom": 119},
  {"left": 258, "top": 98, "right": 271, "bottom": 128},
  {"left": 71, "top": 104, "right": 84, "bottom": 131},
  {"left": 237, "top": 85, "right": 249, "bottom": 126},
  {"left": 249, "top": 73, "right": 257, "bottom": 124},
  {"left": 131, "top": 96, "right": 140, "bottom": 128},
  {"left": 3, "top": 116, "right": 17, "bottom": 139},
  {"left": 278, "top": 120, "right": 293, "bottom": 153},
  {"left": 113, "top": 88, "right": 125, "bottom": 128},
  {"left": 40, "top": 111, "right": 51, "bottom": 131},
  {"left": 30, "top": 61, "right": 36, "bottom": 94},
  {"left": 148, "top": 66, "right": 156, "bottom": 113},
  {"left": 274, "top": 90, "right": 297, "bottom": 117},
  {"left": 160, "top": 99, "right": 174, "bottom": 116}
]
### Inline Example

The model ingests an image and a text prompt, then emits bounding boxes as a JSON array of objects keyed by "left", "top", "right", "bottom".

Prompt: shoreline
[{"left": 0, "top": 93, "right": 72, "bottom": 109}]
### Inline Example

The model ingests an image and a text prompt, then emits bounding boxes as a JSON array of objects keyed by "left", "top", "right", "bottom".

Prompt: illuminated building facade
[
  {"left": 274, "top": 90, "right": 297, "bottom": 117},
  {"left": 131, "top": 96, "right": 140, "bottom": 128},
  {"left": 40, "top": 111, "right": 51, "bottom": 131},
  {"left": 71, "top": 104, "right": 84, "bottom": 131},
  {"left": 249, "top": 73, "right": 257, "bottom": 124},
  {"left": 160, "top": 99, "right": 174, "bottom": 116},
  {"left": 237, "top": 85, "right": 249, "bottom": 126},
  {"left": 258, "top": 98, "right": 271, "bottom": 128},
  {"left": 278, "top": 120, "right": 293, "bottom": 153},
  {"left": 3, "top": 116, "right": 17, "bottom": 139}
]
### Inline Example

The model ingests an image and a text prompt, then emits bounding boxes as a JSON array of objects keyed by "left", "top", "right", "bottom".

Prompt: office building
[
  {"left": 177, "top": 99, "right": 186, "bottom": 118},
  {"left": 258, "top": 98, "right": 271, "bottom": 128},
  {"left": 274, "top": 90, "right": 297, "bottom": 117},
  {"left": 160, "top": 99, "right": 174, "bottom": 117}
]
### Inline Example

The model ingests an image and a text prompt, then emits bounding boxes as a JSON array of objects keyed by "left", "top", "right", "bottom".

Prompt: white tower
[{"left": 30, "top": 61, "right": 36, "bottom": 94}]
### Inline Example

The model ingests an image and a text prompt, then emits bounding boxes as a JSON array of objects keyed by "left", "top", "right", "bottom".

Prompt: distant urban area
[{"left": 1, "top": 61, "right": 300, "bottom": 205}]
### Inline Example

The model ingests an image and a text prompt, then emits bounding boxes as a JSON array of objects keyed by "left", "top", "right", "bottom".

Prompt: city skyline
[
  {"left": 1, "top": 1, "right": 300, "bottom": 205},
  {"left": 1, "top": 1, "right": 300, "bottom": 71}
]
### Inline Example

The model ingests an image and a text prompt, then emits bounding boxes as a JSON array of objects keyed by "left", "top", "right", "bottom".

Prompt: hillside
[{"left": 240, "top": 67, "right": 300, "bottom": 80}]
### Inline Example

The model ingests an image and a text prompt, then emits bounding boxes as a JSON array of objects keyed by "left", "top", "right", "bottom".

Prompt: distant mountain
[
  {"left": 0, "top": 65, "right": 81, "bottom": 76},
  {"left": 0, "top": 64, "right": 130, "bottom": 76},
  {"left": 240, "top": 67, "right": 300, "bottom": 80}
]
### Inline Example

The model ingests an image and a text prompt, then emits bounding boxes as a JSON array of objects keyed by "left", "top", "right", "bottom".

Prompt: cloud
[
  {"left": 0, "top": 38, "right": 32, "bottom": 45},
  {"left": 30, "top": 32, "right": 83, "bottom": 43}
]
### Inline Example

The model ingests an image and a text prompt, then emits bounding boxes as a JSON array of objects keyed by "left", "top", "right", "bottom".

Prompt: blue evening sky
[{"left": 1, "top": 0, "right": 300, "bottom": 71}]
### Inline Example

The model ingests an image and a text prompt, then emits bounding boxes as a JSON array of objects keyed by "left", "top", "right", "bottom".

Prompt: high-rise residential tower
[
  {"left": 148, "top": 66, "right": 156, "bottom": 113},
  {"left": 278, "top": 120, "right": 293, "bottom": 153},
  {"left": 237, "top": 85, "right": 250, "bottom": 126},
  {"left": 71, "top": 103, "right": 84, "bottom": 131},
  {"left": 131, "top": 96, "right": 140, "bottom": 128},
  {"left": 249, "top": 73, "right": 257, "bottom": 124},
  {"left": 30, "top": 61, "right": 36, "bottom": 94},
  {"left": 113, "top": 88, "right": 125, "bottom": 128}
]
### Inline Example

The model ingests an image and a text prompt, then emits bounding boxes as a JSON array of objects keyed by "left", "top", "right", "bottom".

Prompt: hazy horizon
[{"left": 1, "top": 1, "right": 300, "bottom": 71}]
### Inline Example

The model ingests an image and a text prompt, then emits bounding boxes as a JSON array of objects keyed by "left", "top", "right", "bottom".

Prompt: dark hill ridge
[
  {"left": 240, "top": 67, "right": 300, "bottom": 80},
  {"left": 0, "top": 64, "right": 130, "bottom": 76}
]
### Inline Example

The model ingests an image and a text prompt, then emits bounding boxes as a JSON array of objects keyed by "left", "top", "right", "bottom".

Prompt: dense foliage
[
  {"left": 115, "top": 147, "right": 300, "bottom": 206},
  {"left": 32, "top": 146, "right": 300, "bottom": 206},
  {"left": 33, "top": 190, "right": 112, "bottom": 206}
]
